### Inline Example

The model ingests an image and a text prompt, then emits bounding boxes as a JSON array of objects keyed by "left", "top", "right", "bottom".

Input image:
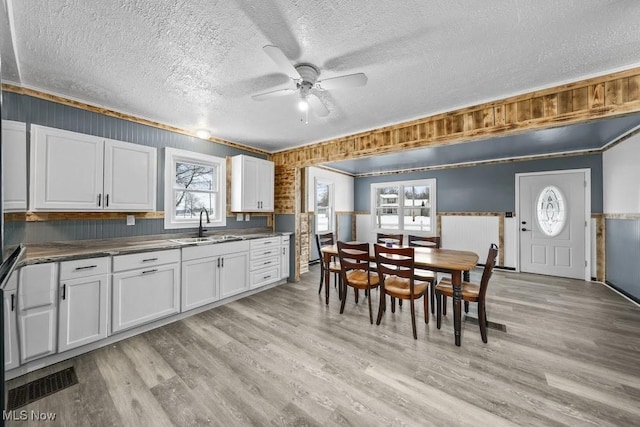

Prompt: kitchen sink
[{"left": 168, "top": 235, "right": 243, "bottom": 245}]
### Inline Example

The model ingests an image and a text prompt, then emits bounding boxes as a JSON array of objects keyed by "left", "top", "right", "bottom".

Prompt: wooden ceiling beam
[{"left": 271, "top": 67, "right": 640, "bottom": 168}]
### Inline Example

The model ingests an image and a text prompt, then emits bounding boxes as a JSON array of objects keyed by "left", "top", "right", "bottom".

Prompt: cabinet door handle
[
  {"left": 97, "top": 193, "right": 102, "bottom": 207},
  {"left": 62, "top": 284, "right": 66, "bottom": 300},
  {"left": 217, "top": 258, "right": 220, "bottom": 268},
  {"left": 105, "top": 194, "right": 109, "bottom": 207},
  {"left": 221, "top": 257, "right": 224, "bottom": 268},
  {"left": 74, "top": 265, "right": 97, "bottom": 271},
  {"left": 11, "top": 294, "right": 15, "bottom": 311},
  {"left": 142, "top": 258, "right": 158, "bottom": 262},
  {"left": 142, "top": 269, "right": 158, "bottom": 275}
]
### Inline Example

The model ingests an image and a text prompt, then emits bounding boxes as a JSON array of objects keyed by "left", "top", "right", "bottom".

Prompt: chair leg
[
  {"left": 478, "top": 301, "right": 488, "bottom": 343},
  {"left": 354, "top": 289, "right": 359, "bottom": 304},
  {"left": 376, "top": 290, "right": 385, "bottom": 325},
  {"left": 318, "top": 264, "right": 325, "bottom": 294},
  {"left": 367, "top": 286, "right": 373, "bottom": 324},
  {"left": 436, "top": 292, "right": 442, "bottom": 330},
  {"left": 410, "top": 298, "right": 417, "bottom": 339},
  {"left": 464, "top": 301, "right": 469, "bottom": 313},
  {"left": 391, "top": 297, "right": 396, "bottom": 313},
  {"left": 430, "top": 281, "right": 435, "bottom": 314},
  {"left": 442, "top": 295, "right": 447, "bottom": 315},
  {"left": 399, "top": 299, "right": 403, "bottom": 307},
  {"left": 339, "top": 283, "right": 348, "bottom": 314},
  {"left": 423, "top": 294, "right": 429, "bottom": 324}
]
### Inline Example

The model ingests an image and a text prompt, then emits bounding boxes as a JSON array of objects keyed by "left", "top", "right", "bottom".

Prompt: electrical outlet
[
  {"left": 236, "top": 213, "right": 243, "bottom": 221},
  {"left": 126, "top": 215, "right": 135, "bottom": 226}
]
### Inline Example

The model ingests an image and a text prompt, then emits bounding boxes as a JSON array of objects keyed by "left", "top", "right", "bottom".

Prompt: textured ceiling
[{"left": 2, "top": 1, "right": 640, "bottom": 154}]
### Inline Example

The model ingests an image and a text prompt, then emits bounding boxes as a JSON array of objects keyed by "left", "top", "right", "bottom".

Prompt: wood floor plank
[{"left": 6, "top": 265, "right": 640, "bottom": 426}]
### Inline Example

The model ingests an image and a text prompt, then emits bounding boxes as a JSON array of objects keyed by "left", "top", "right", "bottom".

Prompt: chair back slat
[
  {"left": 316, "top": 232, "right": 335, "bottom": 255},
  {"left": 374, "top": 244, "right": 415, "bottom": 281},
  {"left": 478, "top": 244, "right": 499, "bottom": 299},
  {"left": 337, "top": 241, "right": 372, "bottom": 273},
  {"left": 408, "top": 235, "right": 441, "bottom": 249},
  {"left": 376, "top": 233, "right": 404, "bottom": 246}
]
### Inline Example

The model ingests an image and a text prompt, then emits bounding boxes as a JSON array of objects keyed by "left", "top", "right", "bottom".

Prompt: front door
[{"left": 518, "top": 170, "right": 589, "bottom": 280}]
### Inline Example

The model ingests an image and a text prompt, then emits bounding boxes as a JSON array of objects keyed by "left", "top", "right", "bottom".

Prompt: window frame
[
  {"left": 370, "top": 178, "right": 436, "bottom": 235},
  {"left": 164, "top": 147, "right": 226, "bottom": 229},
  {"left": 314, "top": 178, "right": 335, "bottom": 233}
]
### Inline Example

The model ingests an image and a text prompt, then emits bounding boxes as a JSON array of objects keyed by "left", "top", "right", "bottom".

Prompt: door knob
[
  {"left": 521, "top": 221, "right": 527, "bottom": 225},
  {"left": 521, "top": 228, "right": 530, "bottom": 231}
]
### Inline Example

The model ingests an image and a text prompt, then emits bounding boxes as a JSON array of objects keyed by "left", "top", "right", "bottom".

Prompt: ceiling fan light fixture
[
  {"left": 195, "top": 129, "right": 211, "bottom": 139},
  {"left": 298, "top": 98, "right": 309, "bottom": 112}
]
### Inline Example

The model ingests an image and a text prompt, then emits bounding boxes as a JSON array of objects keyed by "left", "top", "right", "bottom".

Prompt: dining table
[{"left": 320, "top": 243, "right": 479, "bottom": 346}]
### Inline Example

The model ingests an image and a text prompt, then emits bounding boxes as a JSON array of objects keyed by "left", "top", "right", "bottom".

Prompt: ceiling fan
[{"left": 252, "top": 45, "right": 368, "bottom": 119}]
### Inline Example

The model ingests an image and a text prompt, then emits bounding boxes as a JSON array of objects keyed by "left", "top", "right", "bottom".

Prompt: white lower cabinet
[
  {"left": 4, "top": 271, "right": 20, "bottom": 370},
  {"left": 58, "top": 257, "right": 110, "bottom": 352},
  {"left": 181, "top": 256, "right": 219, "bottom": 311},
  {"left": 112, "top": 250, "right": 180, "bottom": 333},
  {"left": 249, "top": 237, "right": 281, "bottom": 289},
  {"left": 182, "top": 240, "right": 249, "bottom": 307},
  {"left": 18, "top": 263, "right": 58, "bottom": 363},
  {"left": 281, "top": 234, "right": 290, "bottom": 280},
  {"left": 219, "top": 250, "right": 250, "bottom": 298}
]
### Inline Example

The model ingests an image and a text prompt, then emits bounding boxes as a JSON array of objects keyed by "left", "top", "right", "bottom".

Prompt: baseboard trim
[{"left": 603, "top": 280, "right": 640, "bottom": 306}]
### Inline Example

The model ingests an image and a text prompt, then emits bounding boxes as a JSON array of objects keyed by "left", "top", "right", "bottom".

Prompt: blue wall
[
  {"left": 606, "top": 219, "right": 640, "bottom": 301},
  {"left": 4, "top": 91, "right": 271, "bottom": 243},
  {"left": 354, "top": 154, "right": 603, "bottom": 213}
]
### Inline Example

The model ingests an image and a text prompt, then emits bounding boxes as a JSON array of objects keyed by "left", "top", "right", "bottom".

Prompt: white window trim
[
  {"left": 164, "top": 147, "right": 226, "bottom": 229},
  {"left": 314, "top": 178, "right": 335, "bottom": 233},
  {"left": 371, "top": 178, "right": 437, "bottom": 235}
]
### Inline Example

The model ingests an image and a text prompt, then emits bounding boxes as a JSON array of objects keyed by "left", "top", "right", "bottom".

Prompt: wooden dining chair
[
  {"left": 408, "top": 235, "right": 441, "bottom": 315},
  {"left": 374, "top": 244, "right": 429, "bottom": 339},
  {"left": 435, "top": 244, "right": 498, "bottom": 343},
  {"left": 315, "top": 232, "right": 341, "bottom": 295},
  {"left": 337, "top": 241, "right": 380, "bottom": 324},
  {"left": 376, "top": 233, "right": 404, "bottom": 246}
]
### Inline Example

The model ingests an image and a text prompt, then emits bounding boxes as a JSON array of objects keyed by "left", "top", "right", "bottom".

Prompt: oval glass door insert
[{"left": 536, "top": 185, "right": 566, "bottom": 236}]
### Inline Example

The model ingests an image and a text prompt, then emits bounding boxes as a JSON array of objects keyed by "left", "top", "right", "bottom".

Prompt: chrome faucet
[{"left": 198, "top": 209, "right": 210, "bottom": 237}]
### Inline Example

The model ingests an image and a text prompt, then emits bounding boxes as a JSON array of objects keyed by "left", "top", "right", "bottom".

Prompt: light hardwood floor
[{"left": 5, "top": 266, "right": 640, "bottom": 426}]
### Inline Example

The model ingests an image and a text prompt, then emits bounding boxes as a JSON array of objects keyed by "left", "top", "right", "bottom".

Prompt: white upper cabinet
[
  {"left": 231, "top": 154, "right": 274, "bottom": 212},
  {"left": 30, "top": 125, "right": 157, "bottom": 211},
  {"left": 1, "top": 121, "right": 28, "bottom": 211},
  {"left": 104, "top": 139, "right": 157, "bottom": 210}
]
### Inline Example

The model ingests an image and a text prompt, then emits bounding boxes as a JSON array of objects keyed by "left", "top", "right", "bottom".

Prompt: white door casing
[{"left": 516, "top": 169, "right": 590, "bottom": 281}]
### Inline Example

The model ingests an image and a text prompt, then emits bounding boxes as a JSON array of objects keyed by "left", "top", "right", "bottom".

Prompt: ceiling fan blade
[
  {"left": 252, "top": 88, "right": 296, "bottom": 101},
  {"left": 307, "top": 94, "right": 329, "bottom": 117},
  {"left": 317, "top": 73, "right": 368, "bottom": 90},
  {"left": 263, "top": 45, "right": 301, "bottom": 79}
]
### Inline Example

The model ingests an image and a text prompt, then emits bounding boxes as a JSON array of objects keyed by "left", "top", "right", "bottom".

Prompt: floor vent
[
  {"left": 6, "top": 367, "right": 78, "bottom": 410},
  {"left": 464, "top": 315, "right": 507, "bottom": 332}
]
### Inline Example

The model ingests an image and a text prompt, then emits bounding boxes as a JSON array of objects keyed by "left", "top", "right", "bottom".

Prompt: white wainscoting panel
[
  {"left": 441, "top": 216, "right": 500, "bottom": 264},
  {"left": 504, "top": 217, "right": 517, "bottom": 269}
]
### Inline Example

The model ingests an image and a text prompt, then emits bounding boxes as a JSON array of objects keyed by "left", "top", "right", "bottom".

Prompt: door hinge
[
  {"left": 585, "top": 260, "right": 588, "bottom": 267},
  {"left": 585, "top": 220, "right": 588, "bottom": 227},
  {"left": 584, "top": 181, "right": 587, "bottom": 187}
]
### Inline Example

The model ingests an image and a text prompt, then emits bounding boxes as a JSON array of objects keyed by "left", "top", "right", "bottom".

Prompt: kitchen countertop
[{"left": 18, "top": 230, "right": 292, "bottom": 266}]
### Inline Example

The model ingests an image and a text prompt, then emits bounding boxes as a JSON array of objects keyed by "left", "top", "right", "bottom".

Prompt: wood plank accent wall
[{"left": 272, "top": 67, "right": 640, "bottom": 177}]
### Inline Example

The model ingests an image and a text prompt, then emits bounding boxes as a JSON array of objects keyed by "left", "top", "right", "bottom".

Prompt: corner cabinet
[
  {"left": 231, "top": 155, "right": 274, "bottom": 212},
  {"left": 18, "top": 263, "right": 58, "bottom": 364},
  {"left": 1, "top": 120, "right": 27, "bottom": 212},
  {"left": 30, "top": 125, "right": 157, "bottom": 211}
]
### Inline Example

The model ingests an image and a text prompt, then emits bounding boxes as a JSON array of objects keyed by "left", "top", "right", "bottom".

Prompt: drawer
[
  {"left": 113, "top": 249, "right": 180, "bottom": 272},
  {"left": 250, "top": 255, "right": 280, "bottom": 271},
  {"left": 250, "top": 266, "right": 280, "bottom": 289},
  {"left": 250, "top": 237, "right": 280, "bottom": 250},
  {"left": 60, "top": 257, "right": 110, "bottom": 280},
  {"left": 281, "top": 235, "right": 290, "bottom": 244},
  {"left": 250, "top": 246, "right": 280, "bottom": 260}
]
